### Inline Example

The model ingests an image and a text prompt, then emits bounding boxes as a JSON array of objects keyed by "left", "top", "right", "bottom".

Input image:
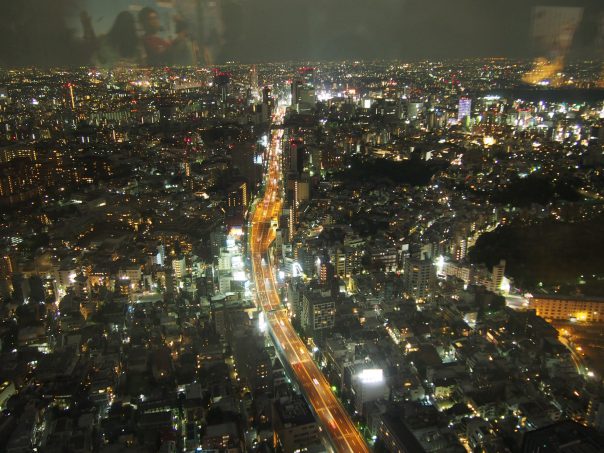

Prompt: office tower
[
  {"left": 260, "top": 85, "right": 273, "bottom": 119},
  {"left": 249, "top": 64, "right": 258, "bottom": 90},
  {"left": 291, "top": 78, "right": 316, "bottom": 113},
  {"left": 210, "top": 228, "right": 227, "bottom": 260},
  {"left": 458, "top": 97, "right": 472, "bottom": 121},
  {"left": 262, "top": 85, "right": 272, "bottom": 106},
  {"left": 298, "top": 66, "right": 316, "bottom": 86},
  {"left": 294, "top": 177, "right": 310, "bottom": 205},
  {"left": 283, "top": 138, "right": 305, "bottom": 177},
  {"left": 158, "top": 99, "right": 177, "bottom": 136},
  {"left": 232, "top": 142, "right": 261, "bottom": 190},
  {"left": 227, "top": 181, "right": 248, "bottom": 217},
  {"left": 291, "top": 79, "right": 302, "bottom": 106},
  {"left": 406, "top": 100, "right": 424, "bottom": 120},
  {"left": 301, "top": 289, "right": 335, "bottom": 338},
  {"left": 213, "top": 70, "right": 230, "bottom": 103},
  {"left": 65, "top": 82, "right": 75, "bottom": 110}
]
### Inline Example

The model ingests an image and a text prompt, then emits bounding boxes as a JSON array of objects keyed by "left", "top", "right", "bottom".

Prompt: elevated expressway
[{"left": 249, "top": 115, "right": 369, "bottom": 453}]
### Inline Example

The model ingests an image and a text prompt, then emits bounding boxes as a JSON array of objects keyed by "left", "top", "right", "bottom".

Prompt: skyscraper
[
  {"left": 249, "top": 65, "right": 258, "bottom": 89},
  {"left": 227, "top": 181, "right": 248, "bottom": 217},
  {"left": 214, "top": 71, "right": 230, "bottom": 103},
  {"left": 291, "top": 78, "right": 316, "bottom": 113},
  {"left": 249, "top": 65, "right": 259, "bottom": 100},
  {"left": 458, "top": 97, "right": 472, "bottom": 122},
  {"left": 261, "top": 85, "right": 274, "bottom": 119}
]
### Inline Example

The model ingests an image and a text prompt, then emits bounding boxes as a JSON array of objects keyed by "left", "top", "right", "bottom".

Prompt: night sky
[{"left": 0, "top": 0, "right": 601, "bottom": 66}]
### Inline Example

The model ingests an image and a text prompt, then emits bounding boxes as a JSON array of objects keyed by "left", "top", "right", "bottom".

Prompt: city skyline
[
  {"left": 0, "top": 58, "right": 604, "bottom": 451},
  {"left": 0, "top": 2, "right": 604, "bottom": 451}
]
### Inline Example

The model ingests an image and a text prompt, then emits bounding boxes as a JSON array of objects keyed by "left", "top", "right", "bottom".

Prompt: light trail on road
[{"left": 249, "top": 110, "right": 369, "bottom": 453}]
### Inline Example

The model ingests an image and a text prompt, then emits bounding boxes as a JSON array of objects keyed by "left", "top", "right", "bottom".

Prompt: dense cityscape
[{"left": 0, "top": 56, "right": 604, "bottom": 453}]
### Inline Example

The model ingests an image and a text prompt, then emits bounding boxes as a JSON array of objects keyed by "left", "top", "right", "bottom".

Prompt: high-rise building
[
  {"left": 210, "top": 228, "right": 227, "bottom": 260},
  {"left": 349, "top": 366, "right": 388, "bottom": 415},
  {"left": 317, "top": 259, "right": 334, "bottom": 284},
  {"left": 172, "top": 256, "right": 186, "bottom": 280},
  {"left": 406, "top": 100, "right": 424, "bottom": 120},
  {"left": 291, "top": 78, "right": 316, "bottom": 113},
  {"left": 0, "top": 254, "right": 13, "bottom": 299},
  {"left": 301, "top": 289, "right": 335, "bottom": 337},
  {"left": 458, "top": 97, "right": 472, "bottom": 121},
  {"left": 232, "top": 327, "right": 272, "bottom": 394},
  {"left": 331, "top": 248, "right": 347, "bottom": 278},
  {"left": 156, "top": 244, "right": 166, "bottom": 266},
  {"left": 294, "top": 177, "right": 310, "bottom": 205},
  {"left": 291, "top": 79, "right": 302, "bottom": 106},
  {"left": 232, "top": 142, "right": 261, "bottom": 190},
  {"left": 66, "top": 82, "right": 75, "bottom": 110},
  {"left": 529, "top": 295, "right": 604, "bottom": 323},
  {"left": 262, "top": 85, "right": 273, "bottom": 116},
  {"left": 213, "top": 71, "right": 230, "bottom": 103},
  {"left": 227, "top": 181, "right": 248, "bottom": 217},
  {"left": 282, "top": 138, "right": 305, "bottom": 179},
  {"left": 298, "top": 66, "right": 316, "bottom": 86},
  {"left": 287, "top": 205, "right": 296, "bottom": 242},
  {"left": 0, "top": 86, "right": 9, "bottom": 112},
  {"left": 11, "top": 273, "right": 28, "bottom": 303},
  {"left": 0, "top": 254, "right": 13, "bottom": 280},
  {"left": 272, "top": 393, "right": 321, "bottom": 453},
  {"left": 490, "top": 259, "right": 506, "bottom": 293},
  {"left": 218, "top": 248, "right": 232, "bottom": 271},
  {"left": 249, "top": 65, "right": 258, "bottom": 90},
  {"left": 403, "top": 257, "right": 435, "bottom": 301}
]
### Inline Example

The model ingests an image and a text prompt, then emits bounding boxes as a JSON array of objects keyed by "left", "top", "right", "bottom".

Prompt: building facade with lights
[
  {"left": 529, "top": 295, "right": 604, "bottom": 323},
  {"left": 301, "top": 289, "right": 335, "bottom": 337}
]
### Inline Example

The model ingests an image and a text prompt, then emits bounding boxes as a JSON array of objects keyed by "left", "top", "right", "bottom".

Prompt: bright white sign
[{"left": 359, "top": 369, "right": 384, "bottom": 384}]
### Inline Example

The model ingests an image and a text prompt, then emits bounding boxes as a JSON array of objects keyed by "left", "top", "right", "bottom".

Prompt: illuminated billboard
[{"left": 358, "top": 368, "right": 384, "bottom": 384}]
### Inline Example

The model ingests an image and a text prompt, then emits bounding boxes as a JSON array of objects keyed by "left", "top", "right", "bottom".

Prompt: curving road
[{"left": 249, "top": 111, "right": 369, "bottom": 453}]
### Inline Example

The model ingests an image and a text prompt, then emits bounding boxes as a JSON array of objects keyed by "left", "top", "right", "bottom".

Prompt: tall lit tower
[
  {"left": 249, "top": 65, "right": 258, "bottom": 90},
  {"left": 298, "top": 66, "right": 316, "bottom": 86},
  {"left": 458, "top": 97, "right": 472, "bottom": 121},
  {"left": 66, "top": 83, "right": 76, "bottom": 110},
  {"left": 262, "top": 85, "right": 273, "bottom": 117},
  {"left": 213, "top": 70, "right": 230, "bottom": 104}
]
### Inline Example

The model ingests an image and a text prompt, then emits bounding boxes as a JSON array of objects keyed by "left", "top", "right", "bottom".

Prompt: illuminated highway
[{"left": 249, "top": 111, "right": 369, "bottom": 453}]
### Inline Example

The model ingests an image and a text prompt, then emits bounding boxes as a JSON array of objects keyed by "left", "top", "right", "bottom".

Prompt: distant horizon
[{"left": 0, "top": 56, "right": 602, "bottom": 70}]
